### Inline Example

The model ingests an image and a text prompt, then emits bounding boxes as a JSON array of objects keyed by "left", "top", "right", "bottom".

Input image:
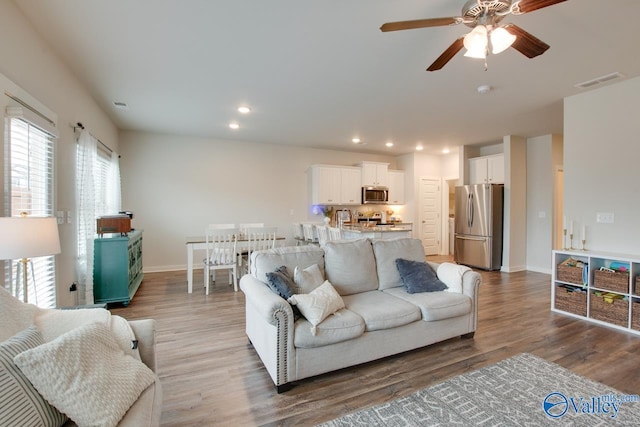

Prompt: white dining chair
[
  {"left": 239, "top": 223, "right": 264, "bottom": 237},
  {"left": 316, "top": 225, "right": 329, "bottom": 246},
  {"left": 242, "top": 226, "right": 277, "bottom": 275},
  {"left": 208, "top": 223, "right": 235, "bottom": 230},
  {"left": 328, "top": 226, "right": 342, "bottom": 241},
  {"left": 204, "top": 227, "right": 239, "bottom": 294},
  {"left": 292, "top": 222, "right": 306, "bottom": 245},
  {"left": 302, "top": 223, "right": 319, "bottom": 245}
]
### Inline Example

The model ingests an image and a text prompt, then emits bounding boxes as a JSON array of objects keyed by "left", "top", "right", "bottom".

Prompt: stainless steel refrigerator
[{"left": 454, "top": 184, "right": 504, "bottom": 270}]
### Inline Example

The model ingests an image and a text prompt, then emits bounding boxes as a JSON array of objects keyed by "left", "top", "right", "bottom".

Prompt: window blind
[{"left": 4, "top": 117, "right": 57, "bottom": 308}]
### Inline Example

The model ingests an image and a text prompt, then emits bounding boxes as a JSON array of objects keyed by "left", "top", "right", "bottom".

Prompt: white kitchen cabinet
[
  {"left": 340, "top": 167, "right": 362, "bottom": 205},
  {"left": 387, "top": 170, "right": 405, "bottom": 205},
  {"left": 359, "top": 161, "right": 389, "bottom": 187},
  {"left": 309, "top": 165, "right": 361, "bottom": 205},
  {"left": 469, "top": 154, "right": 504, "bottom": 184}
]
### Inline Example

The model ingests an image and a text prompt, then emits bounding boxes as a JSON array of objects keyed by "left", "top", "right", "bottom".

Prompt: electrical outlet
[
  {"left": 596, "top": 212, "right": 614, "bottom": 224},
  {"left": 66, "top": 210, "right": 72, "bottom": 224},
  {"left": 56, "top": 211, "right": 64, "bottom": 225}
]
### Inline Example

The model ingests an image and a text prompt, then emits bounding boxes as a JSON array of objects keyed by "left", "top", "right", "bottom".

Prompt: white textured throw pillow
[
  {"left": 14, "top": 322, "right": 156, "bottom": 427},
  {"left": 288, "top": 280, "right": 345, "bottom": 335},
  {"left": 293, "top": 263, "right": 325, "bottom": 293}
]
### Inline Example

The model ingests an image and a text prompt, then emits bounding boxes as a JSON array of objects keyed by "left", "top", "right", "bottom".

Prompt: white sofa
[
  {"left": 0, "top": 288, "right": 162, "bottom": 426},
  {"left": 240, "top": 237, "right": 482, "bottom": 392}
]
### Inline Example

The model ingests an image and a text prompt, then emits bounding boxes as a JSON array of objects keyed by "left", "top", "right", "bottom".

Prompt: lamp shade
[{"left": 0, "top": 217, "right": 61, "bottom": 260}]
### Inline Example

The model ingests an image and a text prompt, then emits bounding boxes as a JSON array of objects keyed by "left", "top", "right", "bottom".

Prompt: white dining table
[{"left": 185, "top": 235, "right": 285, "bottom": 293}]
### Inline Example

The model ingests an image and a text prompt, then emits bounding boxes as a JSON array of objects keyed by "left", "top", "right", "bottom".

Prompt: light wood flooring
[{"left": 111, "top": 257, "right": 640, "bottom": 426}]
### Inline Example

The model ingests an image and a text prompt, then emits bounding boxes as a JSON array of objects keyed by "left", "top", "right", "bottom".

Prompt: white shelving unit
[{"left": 552, "top": 249, "right": 640, "bottom": 335}]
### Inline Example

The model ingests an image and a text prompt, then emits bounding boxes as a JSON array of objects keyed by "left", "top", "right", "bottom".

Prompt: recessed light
[
  {"left": 238, "top": 106, "right": 251, "bottom": 114},
  {"left": 442, "top": 148, "right": 450, "bottom": 154},
  {"left": 113, "top": 101, "right": 129, "bottom": 110},
  {"left": 416, "top": 144, "right": 424, "bottom": 151},
  {"left": 385, "top": 142, "right": 394, "bottom": 148},
  {"left": 229, "top": 122, "right": 240, "bottom": 130},
  {"left": 352, "top": 137, "right": 361, "bottom": 144}
]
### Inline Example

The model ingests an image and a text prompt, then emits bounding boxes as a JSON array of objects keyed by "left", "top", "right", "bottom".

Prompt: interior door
[{"left": 419, "top": 178, "right": 441, "bottom": 255}]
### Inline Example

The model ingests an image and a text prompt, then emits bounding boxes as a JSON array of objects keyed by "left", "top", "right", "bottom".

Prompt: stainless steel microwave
[{"left": 362, "top": 186, "right": 389, "bottom": 204}]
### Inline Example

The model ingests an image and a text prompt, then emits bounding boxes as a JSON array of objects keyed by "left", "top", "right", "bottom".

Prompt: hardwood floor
[{"left": 111, "top": 259, "right": 640, "bottom": 426}]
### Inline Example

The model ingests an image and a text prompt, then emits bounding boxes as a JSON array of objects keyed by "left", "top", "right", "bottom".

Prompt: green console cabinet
[{"left": 93, "top": 229, "right": 143, "bottom": 306}]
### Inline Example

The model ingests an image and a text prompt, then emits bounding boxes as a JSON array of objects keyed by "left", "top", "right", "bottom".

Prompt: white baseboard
[
  {"left": 143, "top": 265, "right": 199, "bottom": 273},
  {"left": 500, "top": 265, "right": 527, "bottom": 273},
  {"left": 526, "top": 265, "right": 552, "bottom": 275}
]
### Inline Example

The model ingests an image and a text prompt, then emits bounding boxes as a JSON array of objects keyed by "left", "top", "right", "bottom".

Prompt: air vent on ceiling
[
  {"left": 574, "top": 72, "right": 624, "bottom": 89},
  {"left": 113, "top": 101, "right": 129, "bottom": 110}
]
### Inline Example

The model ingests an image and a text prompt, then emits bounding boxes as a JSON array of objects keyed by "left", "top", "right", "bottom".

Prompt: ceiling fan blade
[
  {"left": 427, "top": 37, "right": 464, "bottom": 72},
  {"left": 504, "top": 24, "right": 550, "bottom": 58},
  {"left": 513, "top": 0, "right": 568, "bottom": 14},
  {"left": 380, "top": 17, "right": 459, "bottom": 32}
]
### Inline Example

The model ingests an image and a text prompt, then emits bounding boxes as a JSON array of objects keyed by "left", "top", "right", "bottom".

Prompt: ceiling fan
[{"left": 380, "top": 0, "right": 568, "bottom": 71}]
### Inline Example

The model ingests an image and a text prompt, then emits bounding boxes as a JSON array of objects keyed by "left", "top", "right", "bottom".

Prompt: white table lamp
[{"left": 0, "top": 215, "right": 61, "bottom": 303}]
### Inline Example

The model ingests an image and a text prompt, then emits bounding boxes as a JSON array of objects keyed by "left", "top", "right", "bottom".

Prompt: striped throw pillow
[{"left": 0, "top": 325, "right": 67, "bottom": 427}]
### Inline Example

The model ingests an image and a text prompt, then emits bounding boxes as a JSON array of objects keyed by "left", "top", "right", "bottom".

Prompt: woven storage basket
[
  {"left": 554, "top": 286, "right": 587, "bottom": 316},
  {"left": 556, "top": 265, "right": 583, "bottom": 285},
  {"left": 590, "top": 294, "right": 628, "bottom": 327},
  {"left": 593, "top": 269, "right": 629, "bottom": 293},
  {"left": 635, "top": 276, "right": 640, "bottom": 296},
  {"left": 632, "top": 302, "right": 640, "bottom": 331}
]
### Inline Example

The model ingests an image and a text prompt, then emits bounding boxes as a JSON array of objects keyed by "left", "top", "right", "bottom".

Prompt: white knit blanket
[
  {"left": 0, "top": 287, "right": 140, "bottom": 360},
  {"left": 436, "top": 262, "right": 471, "bottom": 293}
]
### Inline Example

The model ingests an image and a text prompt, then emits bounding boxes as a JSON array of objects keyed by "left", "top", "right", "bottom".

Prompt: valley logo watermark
[{"left": 543, "top": 391, "right": 639, "bottom": 419}]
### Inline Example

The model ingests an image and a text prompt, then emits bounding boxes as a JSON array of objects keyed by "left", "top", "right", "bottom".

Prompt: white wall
[
  {"left": 564, "top": 76, "right": 640, "bottom": 254},
  {"left": 0, "top": 2, "right": 118, "bottom": 307},
  {"left": 118, "top": 131, "right": 396, "bottom": 271},
  {"left": 526, "top": 134, "right": 563, "bottom": 273}
]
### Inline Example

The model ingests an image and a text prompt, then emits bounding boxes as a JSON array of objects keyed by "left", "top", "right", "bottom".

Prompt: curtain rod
[{"left": 71, "top": 122, "right": 119, "bottom": 157}]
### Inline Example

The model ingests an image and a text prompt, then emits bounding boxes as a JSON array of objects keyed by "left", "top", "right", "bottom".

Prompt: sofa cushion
[
  {"left": 293, "top": 308, "right": 365, "bottom": 348},
  {"left": 14, "top": 322, "right": 156, "bottom": 427},
  {"left": 265, "top": 266, "right": 301, "bottom": 320},
  {"left": 293, "top": 263, "right": 325, "bottom": 294},
  {"left": 324, "top": 239, "right": 378, "bottom": 295},
  {"left": 396, "top": 258, "right": 448, "bottom": 293},
  {"left": 251, "top": 245, "right": 325, "bottom": 284},
  {"left": 341, "top": 291, "right": 421, "bottom": 331},
  {"left": 288, "top": 280, "right": 345, "bottom": 335},
  {"left": 0, "top": 326, "right": 67, "bottom": 427},
  {"left": 372, "top": 238, "right": 426, "bottom": 290},
  {"left": 383, "top": 287, "right": 472, "bottom": 321}
]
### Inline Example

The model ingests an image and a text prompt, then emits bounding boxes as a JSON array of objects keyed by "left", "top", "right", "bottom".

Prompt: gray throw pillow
[
  {"left": 395, "top": 258, "right": 448, "bottom": 294},
  {"left": 265, "top": 266, "right": 301, "bottom": 319}
]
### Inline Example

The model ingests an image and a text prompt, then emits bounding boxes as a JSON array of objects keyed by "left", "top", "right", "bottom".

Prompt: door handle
[{"left": 456, "top": 235, "right": 486, "bottom": 242}]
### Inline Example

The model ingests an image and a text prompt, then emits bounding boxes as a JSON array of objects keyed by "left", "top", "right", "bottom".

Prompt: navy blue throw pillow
[
  {"left": 265, "top": 266, "right": 301, "bottom": 319},
  {"left": 395, "top": 258, "right": 448, "bottom": 294}
]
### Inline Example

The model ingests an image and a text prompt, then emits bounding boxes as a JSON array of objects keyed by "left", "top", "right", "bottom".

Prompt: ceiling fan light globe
[
  {"left": 464, "top": 47, "right": 487, "bottom": 59},
  {"left": 463, "top": 25, "right": 488, "bottom": 52},
  {"left": 490, "top": 27, "right": 516, "bottom": 54}
]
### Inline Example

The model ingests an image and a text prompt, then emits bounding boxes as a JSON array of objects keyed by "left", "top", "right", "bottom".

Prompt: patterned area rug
[{"left": 319, "top": 353, "right": 640, "bottom": 426}]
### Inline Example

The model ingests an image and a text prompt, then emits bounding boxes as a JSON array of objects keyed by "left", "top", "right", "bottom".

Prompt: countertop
[{"left": 341, "top": 223, "right": 412, "bottom": 233}]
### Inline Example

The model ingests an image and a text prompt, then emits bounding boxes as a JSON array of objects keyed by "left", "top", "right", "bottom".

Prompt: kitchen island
[{"left": 341, "top": 223, "right": 412, "bottom": 240}]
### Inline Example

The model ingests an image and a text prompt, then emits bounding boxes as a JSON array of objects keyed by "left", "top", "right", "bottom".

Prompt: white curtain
[
  {"left": 106, "top": 152, "right": 121, "bottom": 214},
  {"left": 76, "top": 130, "right": 97, "bottom": 304}
]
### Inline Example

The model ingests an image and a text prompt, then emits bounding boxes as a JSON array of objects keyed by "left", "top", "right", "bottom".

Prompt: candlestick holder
[
  {"left": 581, "top": 239, "right": 586, "bottom": 251},
  {"left": 569, "top": 233, "right": 574, "bottom": 250},
  {"left": 563, "top": 229, "right": 567, "bottom": 250}
]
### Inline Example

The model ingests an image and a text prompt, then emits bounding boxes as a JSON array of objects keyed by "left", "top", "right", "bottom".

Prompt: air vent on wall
[{"left": 574, "top": 72, "right": 624, "bottom": 89}]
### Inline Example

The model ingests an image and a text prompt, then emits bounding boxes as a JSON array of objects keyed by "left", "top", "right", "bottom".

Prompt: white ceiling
[{"left": 13, "top": 0, "right": 640, "bottom": 155}]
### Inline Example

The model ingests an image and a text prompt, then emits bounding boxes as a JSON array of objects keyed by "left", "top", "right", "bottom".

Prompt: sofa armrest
[
  {"left": 240, "top": 274, "right": 294, "bottom": 325},
  {"left": 240, "top": 274, "right": 295, "bottom": 387},
  {"left": 129, "top": 319, "right": 158, "bottom": 373}
]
